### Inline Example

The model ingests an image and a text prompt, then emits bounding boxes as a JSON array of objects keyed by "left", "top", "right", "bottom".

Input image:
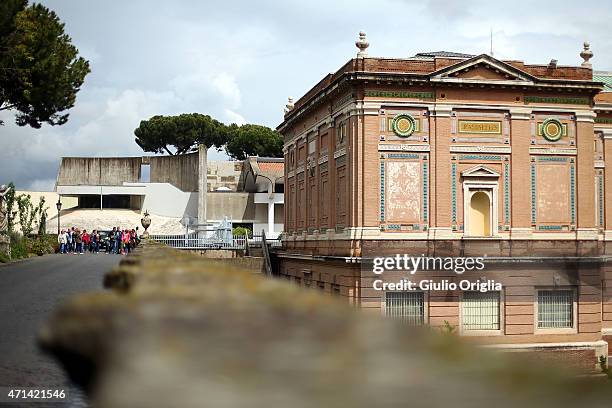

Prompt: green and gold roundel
[
  {"left": 541, "top": 118, "right": 563, "bottom": 142},
  {"left": 392, "top": 114, "right": 416, "bottom": 137}
]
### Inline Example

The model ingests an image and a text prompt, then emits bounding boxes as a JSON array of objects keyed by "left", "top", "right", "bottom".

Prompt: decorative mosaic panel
[
  {"left": 530, "top": 156, "right": 576, "bottom": 229},
  {"left": 570, "top": 161, "right": 575, "bottom": 225},
  {"left": 524, "top": 96, "right": 590, "bottom": 105},
  {"left": 451, "top": 162, "right": 457, "bottom": 226},
  {"left": 531, "top": 162, "right": 537, "bottom": 224},
  {"left": 380, "top": 154, "right": 428, "bottom": 231},
  {"left": 503, "top": 162, "right": 510, "bottom": 225},
  {"left": 386, "top": 161, "right": 421, "bottom": 222},
  {"left": 380, "top": 162, "right": 385, "bottom": 222},
  {"left": 459, "top": 154, "right": 502, "bottom": 161},
  {"left": 422, "top": 159, "right": 428, "bottom": 223},
  {"left": 598, "top": 173, "right": 605, "bottom": 228},
  {"left": 365, "top": 90, "right": 434, "bottom": 100}
]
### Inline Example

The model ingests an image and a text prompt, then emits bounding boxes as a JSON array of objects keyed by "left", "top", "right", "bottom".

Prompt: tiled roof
[
  {"left": 258, "top": 162, "right": 284, "bottom": 179},
  {"left": 593, "top": 71, "right": 612, "bottom": 91},
  {"left": 414, "top": 51, "right": 475, "bottom": 59}
]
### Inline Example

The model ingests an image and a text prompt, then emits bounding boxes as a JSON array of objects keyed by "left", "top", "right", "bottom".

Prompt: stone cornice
[
  {"left": 509, "top": 107, "right": 531, "bottom": 120},
  {"left": 600, "top": 128, "right": 612, "bottom": 139},
  {"left": 575, "top": 111, "right": 596, "bottom": 123}
]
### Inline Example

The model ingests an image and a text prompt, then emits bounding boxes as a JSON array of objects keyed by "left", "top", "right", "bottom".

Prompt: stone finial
[
  {"left": 580, "top": 41, "right": 593, "bottom": 68},
  {"left": 355, "top": 31, "right": 369, "bottom": 57},
  {"left": 284, "top": 97, "right": 294, "bottom": 114}
]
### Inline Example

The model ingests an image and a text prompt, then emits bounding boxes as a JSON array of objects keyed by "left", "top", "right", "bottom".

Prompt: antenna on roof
[{"left": 490, "top": 27, "right": 493, "bottom": 56}]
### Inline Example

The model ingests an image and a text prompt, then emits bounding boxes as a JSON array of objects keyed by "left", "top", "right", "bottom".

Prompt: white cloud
[{"left": 224, "top": 109, "right": 246, "bottom": 126}]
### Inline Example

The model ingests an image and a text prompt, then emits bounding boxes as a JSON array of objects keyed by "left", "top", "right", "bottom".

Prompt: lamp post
[{"left": 56, "top": 199, "right": 62, "bottom": 236}]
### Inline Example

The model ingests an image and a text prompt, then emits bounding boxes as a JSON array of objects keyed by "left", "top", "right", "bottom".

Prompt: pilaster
[
  {"left": 576, "top": 111, "right": 597, "bottom": 239},
  {"left": 432, "top": 105, "right": 452, "bottom": 230},
  {"left": 603, "top": 129, "right": 612, "bottom": 240}
]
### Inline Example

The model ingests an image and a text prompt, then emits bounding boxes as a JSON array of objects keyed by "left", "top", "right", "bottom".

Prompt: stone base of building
[
  {"left": 484, "top": 341, "right": 608, "bottom": 372},
  {"left": 275, "top": 249, "right": 611, "bottom": 371},
  {"left": 602, "top": 329, "right": 612, "bottom": 356}
]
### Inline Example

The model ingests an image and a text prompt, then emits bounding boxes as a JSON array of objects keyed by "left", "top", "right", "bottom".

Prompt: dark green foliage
[
  {"left": 134, "top": 113, "right": 283, "bottom": 159},
  {"left": 28, "top": 234, "right": 54, "bottom": 256},
  {"left": 7, "top": 232, "right": 55, "bottom": 261},
  {"left": 134, "top": 113, "right": 226, "bottom": 155},
  {"left": 0, "top": 1, "right": 90, "bottom": 127},
  {"left": 232, "top": 227, "right": 252, "bottom": 237},
  {"left": 9, "top": 232, "right": 27, "bottom": 259},
  {"left": 225, "top": 124, "right": 283, "bottom": 160}
]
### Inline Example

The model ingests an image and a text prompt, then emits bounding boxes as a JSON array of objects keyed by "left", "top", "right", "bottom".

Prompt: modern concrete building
[
  {"left": 276, "top": 34, "right": 611, "bottom": 369},
  {"left": 51, "top": 152, "right": 284, "bottom": 237}
]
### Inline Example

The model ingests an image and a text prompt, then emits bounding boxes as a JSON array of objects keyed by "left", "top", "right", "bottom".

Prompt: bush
[
  {"left": 232, "top": 227, "right": 252, "bottom": 237},
  {"left": 28, "top": 238, "right": 54, "bottom": 256},
  {"left": 10, "top": 235, "right": 28, "bottom": 260},
  {"left": 5, "top": 232, "right": 56, "bottom": 260},
  {"left": 0, "top": 252, "right": 9, "bottom": 263}
]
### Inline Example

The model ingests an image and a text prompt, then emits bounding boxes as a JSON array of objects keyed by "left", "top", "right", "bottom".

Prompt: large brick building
[{"left": 276, "top": 34, "right": 612, "bottom": 368}]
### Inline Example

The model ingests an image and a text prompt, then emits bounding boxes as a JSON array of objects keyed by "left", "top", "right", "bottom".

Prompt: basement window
[{"left": 384, "top": 292, "right": 425, "bottom": 325}]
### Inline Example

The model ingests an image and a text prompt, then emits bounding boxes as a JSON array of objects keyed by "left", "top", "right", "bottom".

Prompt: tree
[
  {"left": 16, "top": 193, "right": 40, "bottom": 237},
  {"left": 225, "top": 124, "right": 283, "bottom": 160},
  {"left": 0, "top": 1, "right": 90, "bottom": 128},
  {"left": 134, "top": 113, "right": 227, "bottom": 155}
]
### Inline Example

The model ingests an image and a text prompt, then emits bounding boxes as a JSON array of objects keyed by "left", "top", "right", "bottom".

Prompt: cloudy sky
[{"left": 1, "top": 0, "right": 611, "bottom": 191}]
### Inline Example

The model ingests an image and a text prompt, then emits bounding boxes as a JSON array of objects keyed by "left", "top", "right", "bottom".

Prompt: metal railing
[{"left": 148, "top": 233, "right": 282, "bottom": 250}]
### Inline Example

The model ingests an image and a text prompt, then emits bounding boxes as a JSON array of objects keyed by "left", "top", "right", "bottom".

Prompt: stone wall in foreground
[{"left": 39, "top": 242, "right": 611, "bottom": 408}]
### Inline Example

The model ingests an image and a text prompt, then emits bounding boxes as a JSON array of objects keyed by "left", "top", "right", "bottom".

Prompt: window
[
  {"left": 462, "top": 291, "right": 500, "bottom": 331},
  {"left": 384, "top": 292, "right": 424, "bottom": 325},
  {"left": 537, "top": 289, "right": 574, "bottom": 329}
]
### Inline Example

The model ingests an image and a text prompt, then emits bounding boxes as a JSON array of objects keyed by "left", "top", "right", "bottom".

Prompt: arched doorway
[{"left": 469, "top": 191, "right": 491, "bottom": 236}]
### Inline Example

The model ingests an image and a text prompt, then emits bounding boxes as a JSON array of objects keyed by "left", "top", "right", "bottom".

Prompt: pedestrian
[
  {"left": 82, "top": 229, "right": 90, "bottom": 253},
  {"left": 93, "top": 230, "right": 100, "bottom": 253},
  {"left": 115, "top": 227, "right": 122, "bottom": 254},
  {"left": 90, "top": 229, "right": 96, "bottom": 253},
  {"left": 130, "top": 229, "right": 137, "bottom": 250},
  {"left": 66, "top": 227, "right": 73, "bottom": 253},
  {"left": 58, "top": 229, "right": 66, "bottom": 254},
  {"left": 122, "top": 229, "right": 130, "bottom": 255},
  {"left": 75, "top": 229, "right": 83, "bottom": 254},
  {"left": 70, "top": 228, "right": 76, "bottom": 253},
  {"left": 107, "top": 227, "right": 115, "bottom": 254}
]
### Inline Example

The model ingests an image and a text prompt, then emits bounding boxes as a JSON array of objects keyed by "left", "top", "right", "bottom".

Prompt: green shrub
[
  {"left": 29, "top": 238, "right": 54, "bottom": 256},
  {"left": 10, "top": 238, "right": 27, "bottom": 260},
  {"left": 232, "top": 227, "right": 252, "bottom": 237},
  {"left": 5, "top": 232, "right": 56, "bottom": 259},
  {"left": 0, "top": 252, "right": 9, "bottom": 263}
]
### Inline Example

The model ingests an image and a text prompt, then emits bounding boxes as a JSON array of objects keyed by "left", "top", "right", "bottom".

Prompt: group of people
[{"left": 57, "top": 227, "right": 140, "bottom": 255}]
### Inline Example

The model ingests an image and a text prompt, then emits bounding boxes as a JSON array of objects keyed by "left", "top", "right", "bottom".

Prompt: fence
[{"left": 148, "top": 233, "right": 282, "bottom": 250}]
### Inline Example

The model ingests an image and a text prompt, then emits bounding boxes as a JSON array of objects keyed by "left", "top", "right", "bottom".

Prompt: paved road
[{"left": 0, "top": 253, "right": 121, "bottom": 407}]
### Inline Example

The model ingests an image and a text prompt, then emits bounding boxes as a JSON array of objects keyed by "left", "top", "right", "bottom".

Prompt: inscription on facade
[{"left": 458, "top": 120, "right": 502, "bottom": 134}]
